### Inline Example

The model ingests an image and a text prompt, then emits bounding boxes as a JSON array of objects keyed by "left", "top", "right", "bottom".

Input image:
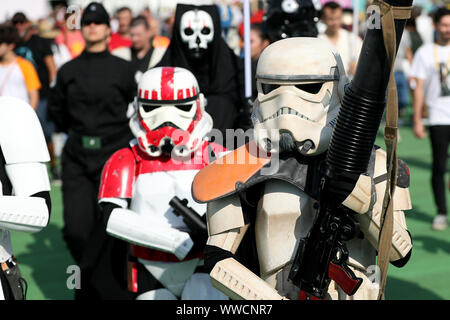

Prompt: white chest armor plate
[
  {"left": 255, "top": 180, "right": 316, "bottom": 278},
  {"left": 130, "top": 169, "right": 206, "bottom": 231},
  {"left": 255, "top": 180, "right": 376, "bottom": 280}
]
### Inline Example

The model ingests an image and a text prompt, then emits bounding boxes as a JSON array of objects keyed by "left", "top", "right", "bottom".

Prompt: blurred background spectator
[
  {"left": 108, "top": 6, "right": 132, "bottom": 51},
  {"left": 394, "top": 27, "right": 414, "bottom": 124},
  {"left": 55, "top": 13, "right": 85, "bottom": 58},
  {"left": 410, "top": 6, "right": 450, "bottom": 231},
  {"left": 111, "top": 15, "right": 168, "bottom": 81},
  {"left": 407, "top": 6, "right": 425, "bottom": 54},
  {"left": 0, "top": 24, "right": 41, "bottom": 109},
  {"left": 54, "top": 11, "right": 85, "bottom": 58},
  {"left": 318, "top": 1, "right": 362, "bottom": 78},
  {"left": 39, "top": 20, "right": 72, "bottom": 69}
]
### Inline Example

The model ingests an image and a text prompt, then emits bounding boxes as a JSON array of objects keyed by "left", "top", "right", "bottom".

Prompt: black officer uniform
[{"left": 48, "top": 2, "right": 135, "bottom": 299}]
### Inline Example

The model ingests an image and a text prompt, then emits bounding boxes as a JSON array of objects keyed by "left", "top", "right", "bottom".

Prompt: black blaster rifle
[
  {"left": 169, "top": 196, "right": 208, "bottom": 242},
  {"left": 288, "top": 0, "right": 413, "bottom": 299}
]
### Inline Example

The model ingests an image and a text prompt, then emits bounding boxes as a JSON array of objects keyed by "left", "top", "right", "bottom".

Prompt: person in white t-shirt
[
  {"left": 318, "top": 1, "right": 363, "bottom": 77},
  {"left": 410, "top": 7, "right": 450, "bottom": 231}
]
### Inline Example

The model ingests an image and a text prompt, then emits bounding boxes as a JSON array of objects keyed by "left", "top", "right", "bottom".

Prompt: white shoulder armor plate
[{"left": 0, "top": 97, "right": 50, "bottom": 164}]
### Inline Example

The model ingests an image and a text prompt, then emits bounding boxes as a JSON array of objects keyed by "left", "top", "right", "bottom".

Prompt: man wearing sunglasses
[{"left": 48, "top": 2, "right": 136, "bottom": 300}]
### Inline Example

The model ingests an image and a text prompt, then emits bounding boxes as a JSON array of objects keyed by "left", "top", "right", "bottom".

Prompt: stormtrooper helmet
[
  {"left": 130, "top": 67, "right": 213, "bottom": 158},
  {"left": 179, "top": 9, "right": 215, "bottom": 60},
  {"left": 252, "top": 37, "right": 348, "bottom": 156}
]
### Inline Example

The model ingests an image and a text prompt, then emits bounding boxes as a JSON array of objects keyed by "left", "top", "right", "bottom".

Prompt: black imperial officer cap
[{"left": 81, "top": 2, "right": 110, "bottom": 26}]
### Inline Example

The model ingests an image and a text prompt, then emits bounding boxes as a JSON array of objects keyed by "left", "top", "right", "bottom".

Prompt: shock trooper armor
[{"left": 98, "top": 67, "right": 227, "bottom": 300}]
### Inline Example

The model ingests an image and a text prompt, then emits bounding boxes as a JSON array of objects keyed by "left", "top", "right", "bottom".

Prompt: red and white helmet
[{"left": 130, "top": 66, "right": 213, "bottom": 157}]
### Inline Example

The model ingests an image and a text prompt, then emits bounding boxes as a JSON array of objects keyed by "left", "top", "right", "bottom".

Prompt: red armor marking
[
  {"left": 192, "top": 138, "right": 199, "bottom": 149},
  {"left": 138, "top": 137, "right": 145, "bottom": 150},
  {"left": 161, "top": 67, "right": 175, "bottom": 100},
  {"left": 145, "top": 125, "right": 178, "bottom": 145},
  {"left": 138, "top": 89, "right": 142, "bottom": 99},
  {"left": 140, "top": 119, "right": 152, "bottom": 135},
  {"left": 187, "top": 100, "right": 203, "bottom": 135},
  {"left": 186, "top": 119, "right": 195, "bottom": 134},
  {"left": 192, "top": 86, "right": 196, "bottom": 96},
  {"left": 144, "top": 90, "right": 149, "bottom": 100},
  {"left": 152, "top": 90, "right": 158, "bottom": 100},
  {"left": 177, "top": 89, "right": 184, "bottom": 100},
  {"left": 98, "top": 148, "right": 136, "bottom": 199},
  {"left": 140, "top": 118, "right": 190, "bottom": 148},
  {"left": 186, "top": 88, "right": 191, "bottom": 98}
]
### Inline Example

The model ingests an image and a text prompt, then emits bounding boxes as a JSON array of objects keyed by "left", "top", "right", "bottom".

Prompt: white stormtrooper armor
[
  {"left": 192, "top": 38, "right": 413, "bottom": 300},
  {"left": 99, "top": 67, "right": 227, "bottom": 300},
  {"left": 0, "top": 96, "right": 51, "bottom": 300}
]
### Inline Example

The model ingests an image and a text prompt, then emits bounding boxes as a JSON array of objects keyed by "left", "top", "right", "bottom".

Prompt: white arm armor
[
  {"left": 106, "top": 208, "right": 194, "bottom": 260},
  {"left": 5, "top": 162, "right": 51, "bottom": 196},
  {"left": 0, "top": 162, "right": 51, "bottom": 233},
  {"left": 342, "top": 152, "right": 413, "bottom": 262},
  {"left": 0, "top": 98, "right": 51, "bottom": 233},
  {"left": 0, "top": 196, "right": 49, "bottom": 232},
  {"left": 0, "top": 97, "right": 50, "bottom": 164}
]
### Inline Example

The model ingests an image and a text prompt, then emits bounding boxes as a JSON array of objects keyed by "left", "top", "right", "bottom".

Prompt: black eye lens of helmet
[
  {"left": 201, "top": 27, "right": 211, "bottom": 35},
  {"left": 184, "top": 27, "right": 194, "bottom": 36},
  {"left": 295, "top": 83, "right": 324, "bottom": 94},
  {"left": 141, "top": 104, "right": 160, "bottom": 113},
  {"left": 261, "top": 83, "right": 280, "bottom": 94},
  {"left": 175, "top": 103, "right": 194, "bottom": 112}
]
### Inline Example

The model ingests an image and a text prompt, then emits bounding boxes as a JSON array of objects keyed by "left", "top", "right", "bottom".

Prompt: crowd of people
[{"left": 0, "top": 0, "right": 448, "bottom": 300}]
